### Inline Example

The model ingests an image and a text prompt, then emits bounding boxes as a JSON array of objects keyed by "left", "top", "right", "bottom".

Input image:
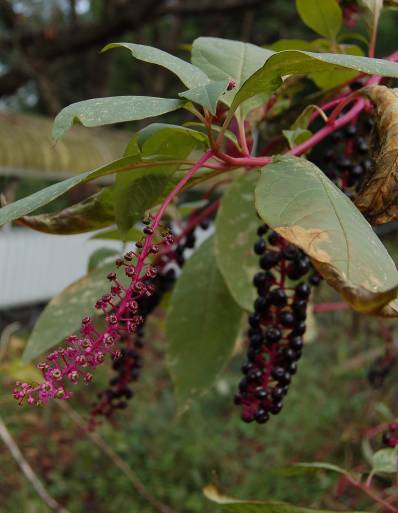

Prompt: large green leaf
[
  {"left": 215, "top": 172, "right": 260, "bottom": 311},
  {"left": 179, "top": 79, "right": 230, "bottom": 114},
  {"left": 136, "top": 123, "right": 208, "bottom": 148},
  {"left": 18, "top": 187, "right": 115, "bottom": 235},
  {"left": 232, "top": 50, "right": 398, "bottom": 112},
  {"left": 311, "top": 44, "right": 365, "bottom": 89},
  {"left": 53, "top": 96, "right": 184, "bottom": 140},
  {"left": 296, "top": 0, "right": 342, "bottom": 40},
  {"left": 166, "top": 237, "right": 242, "bottom": 411},
  {"left": 23, "top": 263, "right": 127, "bottom": 362},
  {"left": 371, "top": 447, "right": 398, "bottom": 475},
  {"left": 204, "top": 484, "right": 369, "bottom": 513},
  {"left": 191, "top": 37, "right": 273, "bottom": 116},
  {"left": 254, "top": 156, "right": 398, "bottom": 315},
  {"left": 0, "top": 154, "right": 142, "bottom": 226},
  {"left": 103, "top": 42, "right": 209, "bottom": 88},
  {"left": 115, "top": 173, "right": 172, "bottom": 235},
  {"left": 115, "top": 126, "right": 205, "bottom": 234}
]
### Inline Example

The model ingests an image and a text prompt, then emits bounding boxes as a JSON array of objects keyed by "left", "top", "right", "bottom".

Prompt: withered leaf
[
  {"left": 255, "top": 156, "right": 398, "bottom": 316},
  {"left": 18, "top": 187, "right": 114, "bottom": 235},
  {"left": 355, "top": 85, "right": 398, "bottom": 224}
]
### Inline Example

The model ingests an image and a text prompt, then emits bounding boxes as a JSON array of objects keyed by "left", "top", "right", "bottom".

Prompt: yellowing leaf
[
  {"left": 255, "top": 156, "right": 398, "bottom": 316},
  {"left": 355, "top": 86, "right": 398, "bottom": 224}
]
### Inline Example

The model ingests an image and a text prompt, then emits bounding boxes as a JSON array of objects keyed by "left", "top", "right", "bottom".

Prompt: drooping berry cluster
[
  {"left": 88, "top": 268, "right": 176, "bottom": 428},
  {"left": 88, "top": 212, "right": 212, "bottom": 426},
  {"left": 382, "top": 423, "right": 398, "bottom": 448},
  {"left": 13, "top": 220, "right": 174, "bottom": 407},
  {"left": 235, "top": 224, "right": 322, "bottom": 424},
  {"left": 312, "top": 114, "right": 374, "bottom": 196}
]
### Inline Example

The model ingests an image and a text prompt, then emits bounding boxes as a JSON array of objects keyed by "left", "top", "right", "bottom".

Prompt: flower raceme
[{"left": 13, "top": 221, "right": 174, "bottom": 407}]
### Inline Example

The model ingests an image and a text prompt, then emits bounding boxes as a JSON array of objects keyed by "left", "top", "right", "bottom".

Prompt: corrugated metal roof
[{"left": 0, "top": 228, "right": 121, "bottom": 309}]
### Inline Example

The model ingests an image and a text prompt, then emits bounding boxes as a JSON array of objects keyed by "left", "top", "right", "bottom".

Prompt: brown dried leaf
[
  {"left": 355, "top": 85, "right": 398, "bottom": 224},
  {"left": 17, "top": 187, "right": 114, "bottom": 235}
]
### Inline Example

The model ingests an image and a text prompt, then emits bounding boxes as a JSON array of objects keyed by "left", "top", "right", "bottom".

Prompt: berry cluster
[
  {"left": 13, "top": 220, "right": 174, "bottom": 407},
  {"left": 312, "top": 115, "right": 374, "bottom": 196},
  {"left": 88, "top": 212, "right": 212, "bottom": 426},
  {"left": 88, "top": 268, "right": 176, "bottom": 429},
  {"left": 235, "top": 224, "right": 322, "bottom": 424},
  {"left": 382, "top": 423, "right": 398, "bottom": 448}
]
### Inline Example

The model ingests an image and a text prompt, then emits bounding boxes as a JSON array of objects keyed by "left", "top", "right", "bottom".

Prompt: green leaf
[
  {"left": 91, "top": 227, "right": 142, "bottom": 242},
  {"left": 191, "top": 37, "right": 273, "bottom": 117},
  {"left": 137, "top": 123, "right": 208, "bottom": 149},
  {"left": 268, "top": 39, "right": 319, "bottom": 52},
  {"left": 53, "top": 96, "right": 184, "bottom": 140},
  {"left": 296, "top": 0, "right": 342, "bottom": 40},
  {"left": 231, "top": 50, "right": 398, "bottom": 112},
  {"left": 115, "top": 173, "right": 171, "bottom": 235},
  {"left": 357, "top": 0, "right": 383, "bottom": 36},
  {"left": 102, "top": 42, "right": 209, "bottom": 88},
  {"left": 282, "top": 128, "right": 312, "bottom": 149},
  {"left": 87, "top": 247, "right": 120, "bottom": 272},
  {"left": 179, "top": 79, "right": 230, "bottom": 114},
  {"left": 215, "top": 172, "right": 260, "bottom": 311},
  {"left": 115, "top": 126, "right": 204, "bottom": 235},
  {"left": 184, "top": 121, "right": 239, "bottom": 148},
  {"left": 274, "top": 462, "right": 350, "bottom": 477},
  {"left": 0, "top": 154, "right": 143, "bottom": 226},
  {"left": 23, "top": 263, "right": 127, "bottom": 362},
  {"left": 255, "top": 156, "right": 398, "bottom": 315},
  {"left": 292, "top": 105, "right": 328, "bottom": 130},
  {"left": 17, "top": 187, "right": 115, "bottom": 235},
  {"left": 311, "top": 44, "right": 365, "bottom": 89},
  {"left": 166, "top": 237, "right": 242, "bottom": 411},
  {"left": 203, "top": 484, "right": 370, "bottom": 513},
  {"left": 371, "top": 447, "right": 398, "bottom": 475}
]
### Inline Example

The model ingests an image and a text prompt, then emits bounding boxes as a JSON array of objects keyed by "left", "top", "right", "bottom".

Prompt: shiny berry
[
  {"left": 268, "top": 231, "right": 280, "bottom": 245},
  {"left": 257, "top": 224, "right": 269, "bottom": 236},
  {"left": 269, "top": 288, "right": 287, "bottom": 306},
  {"left": 265, "top": 327, "right": 282, "bottom": 344},
  {"left": 260, "top": 251, "right": 280, "bottom": 270},
  {"left": 279, "top": 311, "right": 295, "bottom": 327},
  {"left": 295, "top": 282, "right": 311, "bottom": 299},
  {"left": 254, "top": 239, "right": 266, "bottom": 255}
]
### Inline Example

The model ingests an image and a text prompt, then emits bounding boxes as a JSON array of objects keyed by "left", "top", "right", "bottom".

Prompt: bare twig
[
  {"left": 58, "top": 401, "right": 178, "bottom": 513},
  {"left": 0, "top": 416, "right": 71, "bottom": 513}
]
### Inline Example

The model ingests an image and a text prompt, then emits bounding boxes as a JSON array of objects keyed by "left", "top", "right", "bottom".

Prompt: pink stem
[
  {"left": 97, "top": 151, "right": 214, "bottom": 348},
  {"left": 288, "top": 98, "right": 366, "bottom": 158},
  {"left": 313, "top": 302, "right": 350, "bottom": 313}
]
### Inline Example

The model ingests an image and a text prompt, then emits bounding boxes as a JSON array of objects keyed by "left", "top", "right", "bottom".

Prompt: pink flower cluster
[{"left": 13, "top": 223, "right": 173, "bottom": 407}]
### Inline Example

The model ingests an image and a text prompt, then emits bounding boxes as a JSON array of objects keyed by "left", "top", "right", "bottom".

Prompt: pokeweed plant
[{"left": 2, "top": 0, "right": 398, "bottom": 509}]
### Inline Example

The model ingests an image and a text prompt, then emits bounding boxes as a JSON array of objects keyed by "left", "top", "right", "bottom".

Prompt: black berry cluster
[
  {"left": 382, "top": 423, "right": 398, "bottom": 448},
  {"left": 235, "top": 224, "right": 322, "bottom": 424},
  {"left": 312, "top": 114, "right": 374, "bottom": 196}
]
